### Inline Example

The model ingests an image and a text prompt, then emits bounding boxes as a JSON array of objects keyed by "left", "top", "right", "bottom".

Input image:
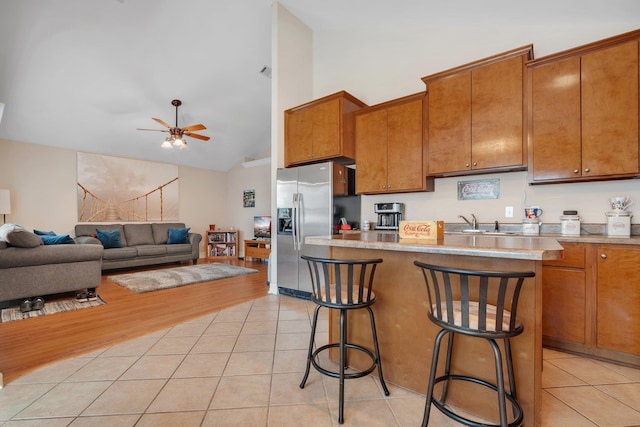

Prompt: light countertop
[{"left": 306, "top": 231, "right": 564, "bottom": 261}]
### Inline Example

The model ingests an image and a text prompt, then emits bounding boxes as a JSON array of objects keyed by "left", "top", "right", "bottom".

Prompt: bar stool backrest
[
  {"left": 414, "top": 261, "right": 535, "bottom": 335},
  {"left": 302, "top": 256, "right": 383, "bottom": 308}
]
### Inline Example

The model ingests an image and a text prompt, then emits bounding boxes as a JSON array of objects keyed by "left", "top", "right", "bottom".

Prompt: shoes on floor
[
  {"left": 19, "top": 297, "right": 45, "bottom": 312},
  {"left": 76, "top": 291, "right": 98, "bottom": 303}
]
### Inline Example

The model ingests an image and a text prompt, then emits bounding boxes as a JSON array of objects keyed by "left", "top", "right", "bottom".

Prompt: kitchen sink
[{"left": 446, "top": 230, "right": 519, "bottom": 236}]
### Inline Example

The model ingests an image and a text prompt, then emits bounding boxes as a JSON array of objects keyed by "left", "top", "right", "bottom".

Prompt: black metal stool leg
[
  {"left": 300, "top": 303, "right": 321, "bottom": 389},
  {"left": 422, "top": 328, "right": 449, "bottom": 427},
  {"left": 488, "top": 338, "right": 508, "bottom": 427},
  {"left": 339, "top": 308, "right": 347, "bottom": 424},
  {"left": 366, "top": 306, "right": 390, "bottom": 396},
  {"left": 439, "top": 330, "right": 455, "bottom": 403}
]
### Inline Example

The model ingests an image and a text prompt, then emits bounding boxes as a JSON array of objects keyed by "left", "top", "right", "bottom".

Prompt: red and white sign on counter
[{"left": 399, "top": 220, "right": 444, "bottom": 240}]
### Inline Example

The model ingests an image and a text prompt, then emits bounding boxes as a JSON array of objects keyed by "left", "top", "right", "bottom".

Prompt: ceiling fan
[{"left": 137, "top": 99, "right": 210, "bottom": 150}]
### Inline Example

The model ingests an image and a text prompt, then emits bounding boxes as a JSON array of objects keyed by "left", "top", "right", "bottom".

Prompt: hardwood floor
[{"left": 0, "top": 258, "right": 269, "bottom": 385}]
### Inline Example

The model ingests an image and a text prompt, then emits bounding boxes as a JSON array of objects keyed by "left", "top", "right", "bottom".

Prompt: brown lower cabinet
[{"left": 542, "top": 241, "right": 640, "bottom": 367}]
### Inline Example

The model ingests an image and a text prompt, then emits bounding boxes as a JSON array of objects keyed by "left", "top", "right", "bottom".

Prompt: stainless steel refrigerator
[{"left": 276, "top": 161, "right": 360, "bottom": 298}]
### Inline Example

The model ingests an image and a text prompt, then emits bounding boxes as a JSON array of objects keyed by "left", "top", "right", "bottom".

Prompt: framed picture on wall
[{"left": 243, "top": 189, "right": 255, "bottom": 208}]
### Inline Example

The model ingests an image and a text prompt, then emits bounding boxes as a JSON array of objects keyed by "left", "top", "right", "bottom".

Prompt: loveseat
[
  {"left": 74, "top": 222, "right": 202, "bottom": 271},
  {"left": 0, "top": 227, "right": 104, "bottom": 304}
]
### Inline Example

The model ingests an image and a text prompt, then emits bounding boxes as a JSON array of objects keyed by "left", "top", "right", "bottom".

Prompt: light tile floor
[{"left": 0, "top": 294, "right": 639, "bottom": 426}]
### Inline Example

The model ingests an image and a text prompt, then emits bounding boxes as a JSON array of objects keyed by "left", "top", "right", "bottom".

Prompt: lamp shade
[{"left": 0, "top": 189, "right": 11, "bottom": 214}]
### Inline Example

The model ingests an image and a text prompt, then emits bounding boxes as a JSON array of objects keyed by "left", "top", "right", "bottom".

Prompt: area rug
[
  {"left": 108, "top": 263, "right": 259, "bottom": 294},
  {"left": 1, "top": 296, "right": 106, "bottom": 323}
]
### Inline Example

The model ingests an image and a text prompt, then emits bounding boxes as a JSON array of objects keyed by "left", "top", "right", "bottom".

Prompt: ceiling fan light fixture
[{"left": 161, "top": 138, "right": 173, "bottom": 149}]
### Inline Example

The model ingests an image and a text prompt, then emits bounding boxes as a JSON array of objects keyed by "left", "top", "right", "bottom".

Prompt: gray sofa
[
  {"left": 0, "top": 240, "right": 104, "bottom": 304},
  {"left": 74, "top": 222, "right": 202, "bottom": 271}
]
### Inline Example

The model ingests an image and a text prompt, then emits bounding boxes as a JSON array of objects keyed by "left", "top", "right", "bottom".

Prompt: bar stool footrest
[
  {"left": 311, "top": 342, "right": 378, "bottom": 380},
  {"left": 431, "top": 374, "right": 523, "bottom": 427}
]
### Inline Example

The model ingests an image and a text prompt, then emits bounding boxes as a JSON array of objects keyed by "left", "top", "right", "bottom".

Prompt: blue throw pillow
[
  {"left": 34, "top": 229, "right": 56, "bottom": 236},
  {"left": 96, "top": 229, "right": 123, "bottom": 248},
  {"left": 40, "top": 234, "right": 75, "bottom": 245},
  {"left": 167, "top": 227, "right": 190, "bottom": 244}
]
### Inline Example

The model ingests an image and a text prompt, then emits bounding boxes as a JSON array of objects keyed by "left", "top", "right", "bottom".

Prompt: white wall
[
  {"left": 301, "top": 21, "right": 640, "bottom": 226},
  {"left": 271, "top": 4, "right": 314, "bottom": 285},
  {"left": 227, "top": 159, "right": 272, "bottom": 256},
  {"left": 0, "top": 138, "right": 237, "bottom": 257}
]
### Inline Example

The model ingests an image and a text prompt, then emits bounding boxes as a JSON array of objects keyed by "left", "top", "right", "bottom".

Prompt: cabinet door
[
  {"left": 333, "top": 163, "right": 348, "bottom": 196},
  {"left": 542, "top": 268, "right": 587, "bottom": 344},
  {"left": 542, "top": 242, "right": 587, "bottom": 344},
  {"left": 427, "top": 72, "right": 472, "bottom": 175},
  {"left": 472, "top": 55, "right": 524, "bottom": 170},
  {"left": 596, "top": 245, "right": 640, "bottom": 355},
  {"left": 530, "top": 57, "right": 582, "bottom": 181},
  {"left": 311, "top": 98, "right": 342, "bottom": 160},
  {"left": 387, "top": 98, "right": 424, "bottom": 191},
  {"left": 582, "top": 40, "right": 639, "bottom": 177},
  {"left": 285, "top": 108, "right": 314, "bottom": 165},
  {"left": 355, "top": 108, "right": 388, "bottom": 193}
]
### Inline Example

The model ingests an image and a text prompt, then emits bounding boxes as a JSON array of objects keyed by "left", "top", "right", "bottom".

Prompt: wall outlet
[{"left": 505, "top": 206, "right": 514, "bottom": 218}]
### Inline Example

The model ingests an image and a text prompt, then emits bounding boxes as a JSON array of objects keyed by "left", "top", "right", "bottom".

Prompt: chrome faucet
[{"left": 459, "top": 214, "right": 478, "bottom": 230}]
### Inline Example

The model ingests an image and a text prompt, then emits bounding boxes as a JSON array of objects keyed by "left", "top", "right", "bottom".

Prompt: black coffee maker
[{"left": 374, "top": 202, "right": 404, "bottom": 230}]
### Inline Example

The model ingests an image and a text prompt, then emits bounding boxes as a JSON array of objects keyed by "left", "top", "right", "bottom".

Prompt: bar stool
[
  {"left": 413, "top": 261, "right": 535, "bottom": 427},
  {"left": 300, "top": 255, "right": 390, "bottom": 424}
]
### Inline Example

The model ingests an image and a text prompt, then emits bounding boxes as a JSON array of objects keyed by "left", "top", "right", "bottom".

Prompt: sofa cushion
[
  {"left": 166, "top": 243, "right": 192, "bottom": 255},
  {"left": 96, "top": 229, "right": 123, "bottom": 249},
  {"left": 76, "top": 224, "right": 127, "bottom": 246},
  {"left": 124, "top": 224, "right": 155, "bottom": 246},
  {"left": 152, "top": 222, "right": 186, "bottom": 244},
  {"left": 34, "top": 229, "right": 56, "bottom": 236},
  {"left": 102, "top": 246, "right": 138, "bottom": 260},
  {"left": 0, "top": 224, "right": 43, "bottom": 248},
  {"left": 0, "top": 244, "right": 104, "bottom": 269},
  {"left": 41, "top": 234, "right": 76, "bottom": 245},
  {"left": 168, "top": 227, "right": 190, "bottom": 244},
  {"left": 135, "top": 245, "right": 168, "bottom": 257}
]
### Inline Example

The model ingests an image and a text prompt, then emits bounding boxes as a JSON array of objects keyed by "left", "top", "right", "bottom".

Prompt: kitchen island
[{"left": 306, "top": 232, "right": 563, "bottom": 427}]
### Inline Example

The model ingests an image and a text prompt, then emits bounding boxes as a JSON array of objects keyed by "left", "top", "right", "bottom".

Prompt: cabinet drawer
[{"left": 543, "top": 242, "right": 585, "bottom": 268}]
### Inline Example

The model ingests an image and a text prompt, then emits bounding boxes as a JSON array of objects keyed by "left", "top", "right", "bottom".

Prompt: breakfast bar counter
[{"left": 306, "top": 232, "right": 563, "bottom": 427}]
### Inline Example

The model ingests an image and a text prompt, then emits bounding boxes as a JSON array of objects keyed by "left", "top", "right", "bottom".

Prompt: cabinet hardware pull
[
  {"left": 573, "top": 169, "right": 580, "bottom": 174},
  {"left": 601, "top": 253, "right": 607, "bottom": 259},
  {"left": 465, "top": 163, "right": 470, "bottom": 168},
  {"left": 584, "top": 168, "right": 590, "bottom": 173},
  {"left": 473, "top": 162, "right": 477, "bottom": 167}
]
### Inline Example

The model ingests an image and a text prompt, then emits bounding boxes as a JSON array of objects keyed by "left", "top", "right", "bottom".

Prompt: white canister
[
  {"left": 522, "top": 218, "right": 541, "bottom": 235},
  {"left": 362, "top": 220, "right": 370, "bottom": 231},
  {"left": 560, "top": 215, "right": 581, "bottom": 236},
  {"left": 605, "top": 211, "right": 632, "bottom": 237}
]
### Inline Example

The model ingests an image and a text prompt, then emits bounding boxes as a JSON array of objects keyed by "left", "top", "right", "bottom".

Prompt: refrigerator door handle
[
  {"left": 292, "top": 193, "right": 299, "bottom": 251},
  {"left": 296, "top": 192, "right": 303, "bottom": 249}
]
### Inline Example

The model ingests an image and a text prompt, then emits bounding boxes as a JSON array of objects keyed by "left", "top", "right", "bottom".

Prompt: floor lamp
[{"left": 0, "top": 189, "right": 11, "bottom": 224}]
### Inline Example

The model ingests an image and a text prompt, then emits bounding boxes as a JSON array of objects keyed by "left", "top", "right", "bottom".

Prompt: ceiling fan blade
[
  {"left": 152, "top": 117, "right": 172, "bottom": 128},
  {"left": 137, "top": 128, "right": 169, "bottom": 132},
  {"left": 185, "top": 132, "right": 210, "bottom": 141},
  {"left": 182, "top": 123, "right": 206, "bottom": 132}
]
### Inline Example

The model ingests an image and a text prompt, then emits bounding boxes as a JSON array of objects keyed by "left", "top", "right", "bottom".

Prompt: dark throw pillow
[
  {"left": 167, "top": 227, "right": 190, "bottom": 244},
  {"left": 40, "top": 234, "right": 76, "bottom": 245},
  {"left": 96, "top": 229, "right": 123, "bottom": 248},
  {"left": 33, "top": 229, "right": 57, "bottom": 236}
]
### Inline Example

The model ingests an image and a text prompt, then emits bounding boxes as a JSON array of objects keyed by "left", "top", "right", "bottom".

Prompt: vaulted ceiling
[{"left": 1, "top": 1, "right": 638, "bottom": 171}]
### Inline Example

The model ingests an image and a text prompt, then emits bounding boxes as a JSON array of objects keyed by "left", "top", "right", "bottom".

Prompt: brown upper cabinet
[
  {"left": 284, "top": 91, "right": 367, "bottom": 168},
  {"left": 354, "top": 92, "right": 434, "bottom": 194},
  {"left": 422, "top": 45, "right": 533, "bottom": 177},
  {"left": 527, "top": 29, "right": 640, "bottom": 184}
]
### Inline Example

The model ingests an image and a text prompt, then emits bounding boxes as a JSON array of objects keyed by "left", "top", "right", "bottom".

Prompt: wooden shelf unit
[
  {"left": 206, "top": 230, "right": 239, "bottom": 259},
  {"left": 244, "top": 239, "right": 271, "bottom": 264}
]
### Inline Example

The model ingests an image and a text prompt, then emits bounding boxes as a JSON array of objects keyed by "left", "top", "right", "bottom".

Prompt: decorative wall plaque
[{"left": 457, "top": 178, "right": 500, "bottom": 200}]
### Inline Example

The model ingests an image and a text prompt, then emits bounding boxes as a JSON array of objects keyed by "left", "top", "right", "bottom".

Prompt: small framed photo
[{"left": 243, "top": 189, "right": 255, "bottom": 208}]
